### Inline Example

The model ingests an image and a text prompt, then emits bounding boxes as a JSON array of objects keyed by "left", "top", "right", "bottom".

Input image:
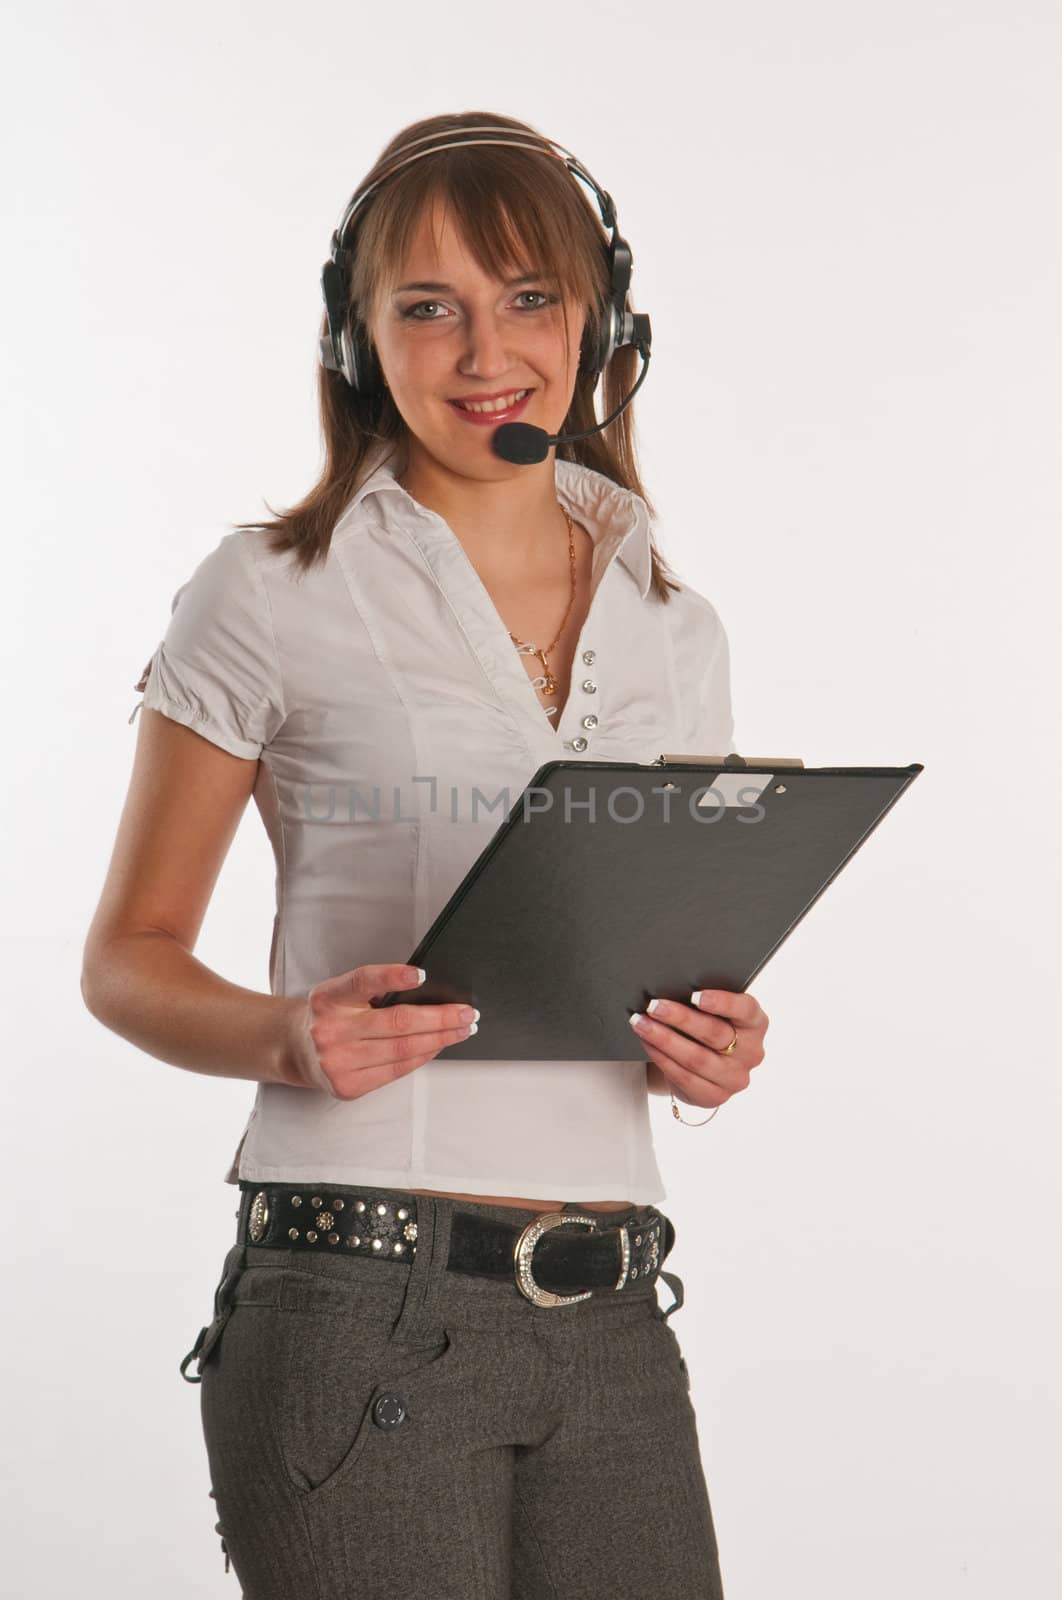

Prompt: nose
[{"left": 457, "top": 307, "right": 515, "bottom": 382}]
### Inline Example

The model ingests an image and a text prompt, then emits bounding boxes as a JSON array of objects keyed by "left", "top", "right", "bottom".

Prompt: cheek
[
  {"left": 373, "top": 324, "right": 439, "bottom": 388},
  {"left": 383, "top": 341, "right": 430, "bottom": 387}
]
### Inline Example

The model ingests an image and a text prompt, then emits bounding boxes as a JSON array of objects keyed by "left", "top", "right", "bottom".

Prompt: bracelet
[{"left": 670, "top": 1090, "right": 720, "bottom": 1126}]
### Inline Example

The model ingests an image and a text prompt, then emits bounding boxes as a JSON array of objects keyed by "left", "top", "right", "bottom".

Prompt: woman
[{"left": 83, "top": 110, "right": 769, "bottom": 1598}]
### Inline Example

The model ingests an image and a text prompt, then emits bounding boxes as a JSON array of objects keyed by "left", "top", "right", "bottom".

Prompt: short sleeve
[
  {"left": 132, "top": 532, "right": 286, "bottom": 759},
  {"left": 673, "top": 592, "right": 737, "bottom": 756}
]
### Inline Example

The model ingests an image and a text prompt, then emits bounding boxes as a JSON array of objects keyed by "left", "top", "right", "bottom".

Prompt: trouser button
[{"left": 372, "top": 1393, "right": 407, "bottom": 1429}]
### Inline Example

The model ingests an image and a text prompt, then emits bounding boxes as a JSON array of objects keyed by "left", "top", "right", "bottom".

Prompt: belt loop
[
  {"left": 657, "top": 1268, "right": 685, "bottom": 1321},
  {"left": 236, "top": 1183, "right": 254, "bottom": 1244},
  {"left": 179, "top": 1192, "right": 251, "bottom": 1384},
  {"left": 386, "top": 1193, "right": 450, "bottom": 1345},
  {"left": 179, "top": 1238, "right": 247, "bottom": 1383},
  {"left": 179, "top": 1324, "right": 209, "bottom": 1383}
]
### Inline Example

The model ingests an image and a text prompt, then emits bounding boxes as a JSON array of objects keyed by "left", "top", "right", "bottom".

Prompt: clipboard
[{"left": 374, "top": 753, "right": 925, "bottom": 1060}]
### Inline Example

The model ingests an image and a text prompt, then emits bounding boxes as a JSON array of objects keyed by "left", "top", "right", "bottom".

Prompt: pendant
[{"left": 535, "top": 649, "right": 557, "bottom": 696}]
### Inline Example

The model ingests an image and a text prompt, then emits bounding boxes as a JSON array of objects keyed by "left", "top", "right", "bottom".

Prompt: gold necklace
[{"left": 506, "top": 505, "right": 576, "bottom": 719}]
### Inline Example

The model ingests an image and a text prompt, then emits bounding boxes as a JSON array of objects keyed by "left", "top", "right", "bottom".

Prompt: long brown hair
[{"left": 234, "top": 110, "right": 681, "bottom": 603}]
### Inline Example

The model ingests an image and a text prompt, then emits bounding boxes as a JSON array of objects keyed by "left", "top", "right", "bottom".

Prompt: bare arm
[
  {"left": 81, "top": 708, "right": 301, "bottom": 1086},
  {"left": 82, "top": 929, "right": 301, "bottom": 1084},
  {"left": 82, "top": 705, "right": 474, "bottom": 1100}
]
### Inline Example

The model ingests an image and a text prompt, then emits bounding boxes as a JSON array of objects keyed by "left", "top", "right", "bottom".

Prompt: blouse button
[
  {"left": 571, "top": 736, "right": 589, "bottom": 752},
  {"left": 582, "top": 650, "right": 596, "bottom": 665},
  {"left": 581, "top": 680, "right": 597, "bottom": 694},
  {"left": 582, "top": 714, "right": 598, "bottom": 729}
]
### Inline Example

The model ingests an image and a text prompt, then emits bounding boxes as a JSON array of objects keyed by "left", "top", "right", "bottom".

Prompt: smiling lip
[{"left": 447, "top": 389, "right": 533, "bottom": 426}]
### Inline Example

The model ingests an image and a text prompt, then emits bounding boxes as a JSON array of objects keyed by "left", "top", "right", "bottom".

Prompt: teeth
[{"left": 454, "top": 389, "right": 529, "bottom": 414}]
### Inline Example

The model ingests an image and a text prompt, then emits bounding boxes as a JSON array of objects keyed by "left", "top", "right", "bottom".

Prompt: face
[{"left": 365, "top": 201, "right": 587, "bottom": 478}]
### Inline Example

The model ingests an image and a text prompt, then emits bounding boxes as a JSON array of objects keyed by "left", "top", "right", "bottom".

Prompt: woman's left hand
[{"left": 633, "top": 989, "right": 769, "bottom": 1109}]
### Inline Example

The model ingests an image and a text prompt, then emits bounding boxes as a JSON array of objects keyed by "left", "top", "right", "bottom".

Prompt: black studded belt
[{"left": 237, "top": 1180, "right": 676, "bottom": 1311}]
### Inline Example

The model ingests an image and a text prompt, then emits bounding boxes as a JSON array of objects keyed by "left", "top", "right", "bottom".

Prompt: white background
[{"left": 3, "top": 2, "right": 1059, "bottom": 1595}]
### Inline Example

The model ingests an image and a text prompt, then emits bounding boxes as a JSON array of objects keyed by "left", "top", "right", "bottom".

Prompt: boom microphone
[{"left": 491, "top": 319, "right": 653, "bottom": 465}]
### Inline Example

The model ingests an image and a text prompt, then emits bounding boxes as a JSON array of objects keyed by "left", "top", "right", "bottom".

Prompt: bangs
[{"left": 349, "top": 143, "right": 607, "bottom": 339}]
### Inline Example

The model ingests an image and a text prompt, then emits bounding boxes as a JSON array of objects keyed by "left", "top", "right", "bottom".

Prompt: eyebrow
[{"left": 393, "top": 273, "right": 553, "bottom": 294}]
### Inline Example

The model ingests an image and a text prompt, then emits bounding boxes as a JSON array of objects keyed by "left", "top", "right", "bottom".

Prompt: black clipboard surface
[{"left": 375, "top": 755, "right": 924, "bottom": 1059}]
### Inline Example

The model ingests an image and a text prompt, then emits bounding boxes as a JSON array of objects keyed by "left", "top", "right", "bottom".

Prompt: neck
[{"left": 395, "top": 441, "right": 569, "bottom": 582}]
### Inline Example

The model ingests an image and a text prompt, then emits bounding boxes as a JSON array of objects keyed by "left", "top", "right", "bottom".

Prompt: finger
[
  {"left": 372, "top": 1000, "right": 480, "bottom": 1038},
  {"left": 310, "top": 979, "right": 475, "bottom": 1037},
  {"left": 644, "top": 997, "right": 741, "bottom": 1055},
  {"left": 310, "top": 1004, "right": 476, "bottom": 1074},
  {"left": 640, "top": 1039, "right": 729, "bottom": 1109},
  {"left": 631, "top": 1012, "right": 749, "bottom": 1093},
  {"left": 328, "top": 1021, "right": 476, "bottom": 1099},
  {"left": 311, "top": 964, "right": 427, "bottom": 1007},
  {"left": 689, "top": 988, "right": 762, "bottom": 1029}
]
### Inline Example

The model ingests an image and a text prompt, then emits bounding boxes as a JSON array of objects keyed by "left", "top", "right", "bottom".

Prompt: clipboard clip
[{"left": 650, "top": 753, "right": 806, "bottom": 768}]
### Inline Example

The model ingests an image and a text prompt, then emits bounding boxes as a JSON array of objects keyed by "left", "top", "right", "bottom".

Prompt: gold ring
[{"left": 719, "top": 1027, "right": 738, "bottom": 1057}]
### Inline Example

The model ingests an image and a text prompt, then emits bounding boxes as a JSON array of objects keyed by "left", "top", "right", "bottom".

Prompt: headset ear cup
[
  {"left": 578, "top": 306, "right": 608, "bottom": 383},
  {"left": 581, "top": 306, "right": 615, "bottom": 383},
  {"left": 597, "top": 304, "right": 618, "bottom": 377},
  {"left": 346, "top": 316, "right": 384, "bottom": 396},
  {"left": 322, "top": 257, "right": 382, "bottom": 393}
]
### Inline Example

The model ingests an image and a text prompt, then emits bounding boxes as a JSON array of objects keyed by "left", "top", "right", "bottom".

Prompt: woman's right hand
[{"left": 281, "top": 964, "right": 479, "bottom": 1099}]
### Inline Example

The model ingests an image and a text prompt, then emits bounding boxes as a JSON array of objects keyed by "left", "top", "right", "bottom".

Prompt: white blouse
[{"left": 131, "top": 442, "right": 736, "bottom": 1203}]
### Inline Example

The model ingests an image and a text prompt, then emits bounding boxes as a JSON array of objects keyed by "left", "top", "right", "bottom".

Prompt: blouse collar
[{"left": 334, "top": 439, "right": 654, "bottom": 600}]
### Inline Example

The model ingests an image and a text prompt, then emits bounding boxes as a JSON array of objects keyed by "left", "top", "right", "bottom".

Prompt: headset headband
[{"left": 330, "top": 129, "right": 616, "bottom": 267}]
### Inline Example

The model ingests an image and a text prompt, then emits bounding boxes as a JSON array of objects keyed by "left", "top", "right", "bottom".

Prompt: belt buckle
[{"left": 514, "top": 1211, "right": 628, "bottom": 1308}]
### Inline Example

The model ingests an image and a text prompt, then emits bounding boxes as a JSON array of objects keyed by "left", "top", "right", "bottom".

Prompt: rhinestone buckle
[
  {"left": 247, "top": 1190, "right": 269, "bottom": 1243},
  {"left": 514, "top": 1211, "right": 620, "bottom": 1308}
]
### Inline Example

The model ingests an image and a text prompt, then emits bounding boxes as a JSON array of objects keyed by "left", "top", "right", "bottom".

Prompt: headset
[{"left": 318, "top": 127, "right": 652, "bottom": 398}]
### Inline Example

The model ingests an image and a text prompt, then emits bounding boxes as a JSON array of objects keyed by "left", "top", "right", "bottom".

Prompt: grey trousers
[{"left": 188, "top": 1186, "right": 724, "bottom": 1599}]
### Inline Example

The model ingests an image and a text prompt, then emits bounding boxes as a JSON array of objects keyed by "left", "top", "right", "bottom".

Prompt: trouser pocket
[
  {"left": 179, "top": 1240, "right": 246, "bottom": 1384},
  {"left": 267, "top": 1261, "right": 464, "bottom": 1503}
]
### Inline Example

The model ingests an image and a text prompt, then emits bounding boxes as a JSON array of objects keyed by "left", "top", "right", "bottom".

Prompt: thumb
[{"left": 310, "top": 963, "right": 426, "bottom": 1009}]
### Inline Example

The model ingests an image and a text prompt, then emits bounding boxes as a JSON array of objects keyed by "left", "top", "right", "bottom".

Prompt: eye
[
  {"left": 401, "top": 300, "right": 447, "bottom": 321},
  {"left": 399, "top": 290, "right": 561, "bottom": 322}
]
